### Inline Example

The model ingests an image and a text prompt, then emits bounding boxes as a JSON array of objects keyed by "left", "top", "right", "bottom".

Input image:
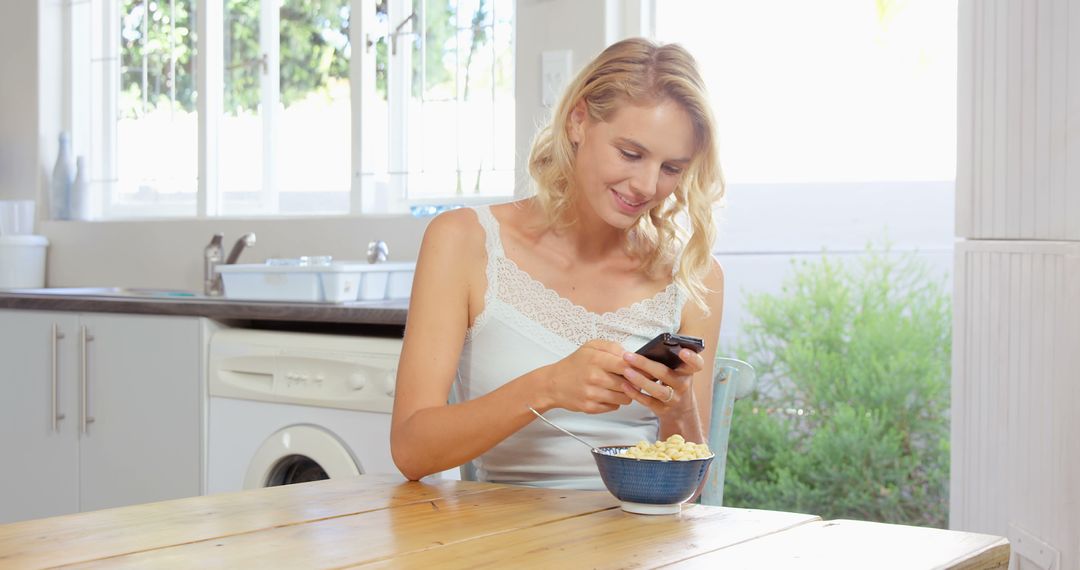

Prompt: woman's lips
[{"left": 611, "top": 189, "right": 647, "bottom": 214}]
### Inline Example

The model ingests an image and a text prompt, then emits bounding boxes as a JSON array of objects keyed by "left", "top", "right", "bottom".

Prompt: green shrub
[{"left": 724, "top": 246, "right": 951, "bottom": 528}]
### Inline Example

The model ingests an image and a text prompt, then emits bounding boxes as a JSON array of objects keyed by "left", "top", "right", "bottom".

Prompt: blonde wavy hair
[{"left": 527, "top": 37, "right": 724, "bottom": 313}]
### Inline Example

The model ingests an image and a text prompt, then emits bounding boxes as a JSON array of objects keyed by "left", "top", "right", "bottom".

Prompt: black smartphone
[{"left": 635, "top": 332, "right": 705, "bottom": 369}]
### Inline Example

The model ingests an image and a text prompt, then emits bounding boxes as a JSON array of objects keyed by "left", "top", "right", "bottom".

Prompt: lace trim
[
  {"left": 465, "top": 205, "right": 684, "bottom": 345},
  {"left": 494, "top": 255, "right": 680, "bottom": 345}
]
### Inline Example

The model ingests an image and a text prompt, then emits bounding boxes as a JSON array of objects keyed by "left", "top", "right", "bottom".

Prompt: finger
[
  {"left": 592, "top": 381, "right": 633, "bottom": 406},
  {"left": 584, "top": 402, "right": 620, "bottom": 414},
  {"left": 671, "top": 348, "right": 705, "bottom": 374},
  {"left": 590, "top": 370, "right": 632, "bottom": 392},
  {"left": 622, "top": 367, "right": 668, "bottom": 400},
  {"left": 622, "top": 351, "right": 671, "bottom": 380},
  {"left": 620, "top": 381, "right": 660, "bottom": 411},
  {"left": 585, "top": 339, "right": 627, "bottom": 356},
  {"left": 588, "top": 349, "right": 639, "bottom": 376},
  {"left": 586, "top": 374, "right": 635, "bottom": 400},
  {"left": 604, "top": 373, "right": 635, "bottom": 401}
]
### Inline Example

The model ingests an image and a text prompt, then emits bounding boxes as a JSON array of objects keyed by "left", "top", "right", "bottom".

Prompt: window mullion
[
  {"left": 259, "top": 0, "right": 280, "bottom": 213},
  {"left": 197, "top": 0, "right": 223, "bottom": 216},
  {"left": 100, "top": 0, "right": 120, "bottom": 217},
  {"left": 349, "top": 0, "right": 376, "bottom": 215},
  {"left": 387, "top": 0, "right": 411, "bottom": 209}
]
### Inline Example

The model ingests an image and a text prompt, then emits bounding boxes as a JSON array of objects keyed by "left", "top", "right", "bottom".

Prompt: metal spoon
[{"left": 527, "top": 407, "right": 596, "bottom": 451}]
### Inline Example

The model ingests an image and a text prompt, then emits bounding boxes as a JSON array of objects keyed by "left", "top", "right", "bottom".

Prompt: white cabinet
[
  {"left": 0, "top": 311, "right": 80, "bottom": 522},
  {"left": 0, "top": 310, "right": 204, "bottom": 523}
]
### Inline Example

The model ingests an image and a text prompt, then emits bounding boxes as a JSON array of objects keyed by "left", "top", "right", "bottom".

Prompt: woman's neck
[{"left": 537, "top": 197, "right": 629, "bottom": 262}]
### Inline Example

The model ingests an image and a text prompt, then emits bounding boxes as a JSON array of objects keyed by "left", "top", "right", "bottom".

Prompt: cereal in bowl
[{"left": 617, "top": 434, "right": 712, "bottom": 461}]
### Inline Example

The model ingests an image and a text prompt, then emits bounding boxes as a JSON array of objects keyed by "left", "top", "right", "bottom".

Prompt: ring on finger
[{"left": 662, "top": 384, "right": 675, "bottom": 403}]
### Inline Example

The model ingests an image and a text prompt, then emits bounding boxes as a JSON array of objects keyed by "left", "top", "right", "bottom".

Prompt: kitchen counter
[
  {"left": 0, "top": 474, "right": 1009, "bottom": 569},
  {"left": 0, "top": 290, "right": 408, "bottom": 326}
]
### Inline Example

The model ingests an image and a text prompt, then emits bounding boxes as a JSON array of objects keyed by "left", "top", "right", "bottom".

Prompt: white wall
[
  {"left": 0, "top": 1, "right": 39, "bottom": 202},
  {"left": 952, "top": 1, "right": 1080, "bottom": 569},
  {"left": 513, "top": 0, "right": 608, "bottom": 197},
  {"left": 39, "top": 215, "right": 428, "bottom": 290},
  {"left": 715, "top": 181, "right": 953, "bottom": 350}
]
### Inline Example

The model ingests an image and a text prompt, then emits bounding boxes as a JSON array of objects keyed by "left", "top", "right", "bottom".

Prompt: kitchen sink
[{"left": 9, "top": 287, "right": 206, "bottom": 299}]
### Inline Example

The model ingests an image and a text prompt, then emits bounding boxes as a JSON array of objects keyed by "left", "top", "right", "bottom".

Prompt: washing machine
[{"left": 206, "top": 328, "right": 442, "bottom": 494}]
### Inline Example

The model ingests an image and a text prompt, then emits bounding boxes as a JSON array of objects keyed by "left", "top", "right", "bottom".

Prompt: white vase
[
  {"left": 50, "top": 132, "right": 73, "bottom": 220},
  {"left": 70, "top": 156, "right": 89, "bottom": 220}
]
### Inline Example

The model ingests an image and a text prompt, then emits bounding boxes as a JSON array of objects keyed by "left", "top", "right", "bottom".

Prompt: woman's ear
[{"left": 567, "top": 101, "right": 587, "bottom": 145}]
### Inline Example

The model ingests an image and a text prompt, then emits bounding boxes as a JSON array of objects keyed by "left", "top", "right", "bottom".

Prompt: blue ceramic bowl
[{"left": 592, "top": 446, "right": 714, "bottom": 515}]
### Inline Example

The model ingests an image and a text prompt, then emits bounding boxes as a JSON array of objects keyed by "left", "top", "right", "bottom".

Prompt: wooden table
[{"left": 0, "top": 475, "right": 1009, "bottom": 569}]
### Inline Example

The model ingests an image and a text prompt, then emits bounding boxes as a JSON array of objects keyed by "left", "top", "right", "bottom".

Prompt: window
[
  {"left": 655, "top": 0, "right": 956, "bottom": 184},
  {"left": 73, "top": 0, "right": 514, "bottom": 219}
]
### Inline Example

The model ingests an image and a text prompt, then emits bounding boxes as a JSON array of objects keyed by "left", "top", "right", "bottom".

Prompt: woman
[{"left": 391, "top": 37, "right": 725, "bottom": 490}]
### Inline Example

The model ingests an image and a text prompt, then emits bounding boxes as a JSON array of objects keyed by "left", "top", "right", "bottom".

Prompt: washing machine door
[{"left": 244, "top": 425, "right": 361, "bottom": 490}]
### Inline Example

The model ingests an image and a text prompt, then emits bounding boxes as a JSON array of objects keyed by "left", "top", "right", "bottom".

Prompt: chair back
[
  {"left": 459, "top": 457, "right": 478, "bottom": 481},
  {"left": 700, "top": 357, "right": 756, "bottom": 506}
]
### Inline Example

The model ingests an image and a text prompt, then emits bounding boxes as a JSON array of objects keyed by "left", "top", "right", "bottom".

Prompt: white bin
[
  {"left": 217, "top": 261, "right": 415, "bottom": 303},
  {"left": 0, "top": 235, "right": 48, "bottom": 289}
]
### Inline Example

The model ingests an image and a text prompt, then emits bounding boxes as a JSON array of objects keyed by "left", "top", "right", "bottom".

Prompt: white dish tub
[{"left": 217, "top": 261, "right": 415, "bottom": 302}]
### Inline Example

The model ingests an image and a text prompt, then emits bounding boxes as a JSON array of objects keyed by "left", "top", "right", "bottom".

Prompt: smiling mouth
[{"left": 612, "top": 190, "right": 648, "bottom": 209}]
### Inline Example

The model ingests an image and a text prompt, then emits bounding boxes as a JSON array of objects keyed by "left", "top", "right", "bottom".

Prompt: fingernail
[{"left": 623, "top": 352, "right": 636, "bottom": 363}]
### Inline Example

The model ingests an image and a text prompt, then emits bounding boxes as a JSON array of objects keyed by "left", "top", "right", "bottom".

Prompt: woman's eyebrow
[{"left": 614, "top": 137, "right": 692, "bottom": 164}]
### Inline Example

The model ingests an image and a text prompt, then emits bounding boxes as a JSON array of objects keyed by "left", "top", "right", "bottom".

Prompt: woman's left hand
[{"left": 619, "top": 348, "right": 705, "bottom": 418}]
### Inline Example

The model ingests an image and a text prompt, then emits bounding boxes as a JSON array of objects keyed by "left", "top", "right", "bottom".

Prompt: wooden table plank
[
  {"left": 0, "top": 476, "right": 1011, "bottom": 570},
  {"left": 0, "top": 475, "right": 491, "bottom": 569},
  {"left": 664, "top": 519, "right": 1012, "bottom": 570},
  {"left": 354, "top": 504, "right": 819, "bottom": 569},
  {"left": 65, "top": 485, "right": 618, "bottom": 569}
]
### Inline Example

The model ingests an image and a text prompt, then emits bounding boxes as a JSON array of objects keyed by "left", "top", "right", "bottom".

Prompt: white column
[{"left": 952, "top": 2, "right": 1080, "bottom": 569}]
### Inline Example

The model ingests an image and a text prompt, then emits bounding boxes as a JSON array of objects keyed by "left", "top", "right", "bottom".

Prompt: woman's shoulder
[
  {"left": 426, "top": 199, "right": 532, "bottom": 232},
  {"left": 679, "top": 255, "right": 725, "bottom": 321},
  {"left": 488, "top": 198, "right": 537, "bottom": 226},
  {"left": 489, "top": 198, "right": 550, "bottom": 241},
  {"left": 418, "top": 207, "right": 487, "bottom": 261}
]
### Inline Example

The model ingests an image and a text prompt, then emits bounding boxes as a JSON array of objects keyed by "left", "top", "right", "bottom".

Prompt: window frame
[{"left": 66, "top": 0, "right": 515, "bottom": 220}]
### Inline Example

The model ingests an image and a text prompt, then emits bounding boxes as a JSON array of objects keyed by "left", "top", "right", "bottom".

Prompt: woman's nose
[{"left": 631, "top": 164, "right": 661, "bottom": 197}]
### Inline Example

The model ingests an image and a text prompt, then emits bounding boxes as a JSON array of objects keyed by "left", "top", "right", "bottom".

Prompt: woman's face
[{"left": 568, "top": 98, "right": 695, "bottom": 230}]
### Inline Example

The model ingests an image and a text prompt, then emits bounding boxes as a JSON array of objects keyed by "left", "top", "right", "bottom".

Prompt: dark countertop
[{"left": 0, "top": 291, "right": 409, "bottom": 328}]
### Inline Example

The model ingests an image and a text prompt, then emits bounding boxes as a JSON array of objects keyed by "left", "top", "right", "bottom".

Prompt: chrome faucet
[{"left": 204, "top": 232, "right": 256, "bottom": 296}]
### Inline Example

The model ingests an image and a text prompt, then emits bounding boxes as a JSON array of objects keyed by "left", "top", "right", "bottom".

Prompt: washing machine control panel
[{"left": 209, "top": 329, "right": 402, "bottom": 413}]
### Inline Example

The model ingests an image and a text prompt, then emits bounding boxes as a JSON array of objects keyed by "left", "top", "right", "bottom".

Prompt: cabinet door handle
[
  {"left": 51, "top": 324, "right": 66, "bottom": 432},
  {"left": 80, "top": 325, "right": 95, "bottom": 433}
]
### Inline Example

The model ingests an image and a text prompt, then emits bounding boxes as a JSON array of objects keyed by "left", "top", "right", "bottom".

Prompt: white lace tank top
[{"left": 453, "top": 205, "right": 689, "bottom": 490}]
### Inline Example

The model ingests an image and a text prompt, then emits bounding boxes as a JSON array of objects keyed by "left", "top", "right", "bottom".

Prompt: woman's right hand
[{"left": 538, "top": 340, "right": 633, "bottom": 414}]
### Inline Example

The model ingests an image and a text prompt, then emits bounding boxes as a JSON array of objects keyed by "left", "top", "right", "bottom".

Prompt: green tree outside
[
  {"left": 119, "top": 0, "right": 474, "bottom": 115},
  {"left": 724, "top": 246, "right": 951, "bottom": 528}
]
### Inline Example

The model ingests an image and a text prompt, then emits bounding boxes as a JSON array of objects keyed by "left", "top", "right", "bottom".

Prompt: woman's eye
[
  {"left": 663, "top": 165, "right": 683, "bottom": 175},
  {"left": 619, "top": 149, "right": 641, "bottom": 160}
]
